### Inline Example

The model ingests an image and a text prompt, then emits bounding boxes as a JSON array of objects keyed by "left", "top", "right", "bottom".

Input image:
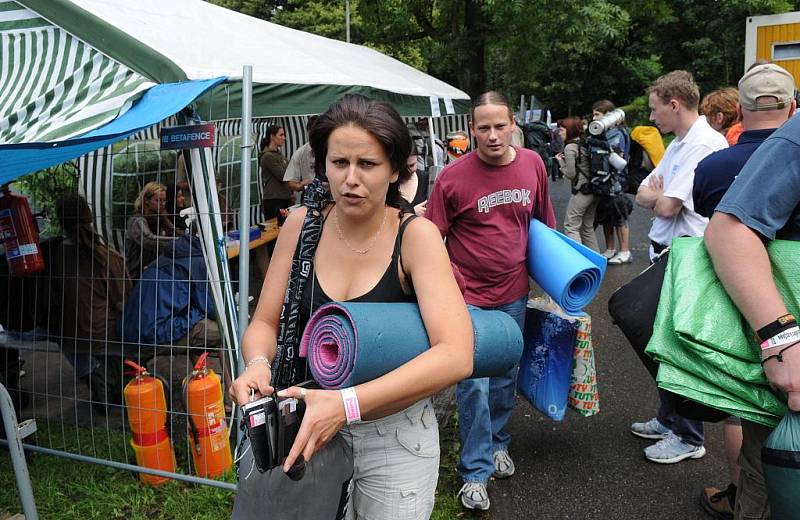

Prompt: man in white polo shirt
[{"left": 633, "top": 70, "right": 728, "bottom": 464}]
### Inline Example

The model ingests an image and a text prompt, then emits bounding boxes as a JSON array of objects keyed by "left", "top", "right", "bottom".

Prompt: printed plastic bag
[
  {"left": 568, "top": 316, "right": 600, "bottom": 416},
  {"left": 517, "top": 300, "right": 577, "bottom": 421},
  {"left": 762, "top": 411, "right": 800, "bottom": 519}
]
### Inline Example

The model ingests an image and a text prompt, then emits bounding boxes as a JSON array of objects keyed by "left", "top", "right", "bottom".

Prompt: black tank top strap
[{"left": 393, "top": 214, "right": 417, "bottom": 285}]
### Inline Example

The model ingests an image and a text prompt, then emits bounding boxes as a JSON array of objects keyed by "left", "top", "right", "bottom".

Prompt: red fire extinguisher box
[{"left": 0, "top": 185, "right": 45, "bottom": 277}]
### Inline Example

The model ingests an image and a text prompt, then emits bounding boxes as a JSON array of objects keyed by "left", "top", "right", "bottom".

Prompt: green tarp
[{"left": 646, "top": 237, "right": 800, "bottom": 428}]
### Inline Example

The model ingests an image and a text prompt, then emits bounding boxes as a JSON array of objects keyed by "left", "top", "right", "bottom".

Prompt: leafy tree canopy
[{"left": 211, "top": 0, "right": 800, "bottom": 117}]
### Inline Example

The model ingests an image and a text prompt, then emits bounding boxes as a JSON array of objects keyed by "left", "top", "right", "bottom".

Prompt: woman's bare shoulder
[{"left": 401, "top": 213, "right": 442, "bottom": 242}]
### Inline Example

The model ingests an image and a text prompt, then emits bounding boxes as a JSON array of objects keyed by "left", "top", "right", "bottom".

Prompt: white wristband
[
  {"left": 761, "top": 325, "right": 800, "bottom": 351},
  {"left": 340, "top": 387, "right": 361, "bottom": 424}
]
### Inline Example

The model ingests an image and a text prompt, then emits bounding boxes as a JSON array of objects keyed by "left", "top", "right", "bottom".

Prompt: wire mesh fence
[{"left": 0, "top": 108, "right": 472, "bottom": 498}]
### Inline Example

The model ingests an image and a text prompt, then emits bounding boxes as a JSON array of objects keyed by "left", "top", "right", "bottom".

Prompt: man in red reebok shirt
[{"left": 426, "top": 91, "right": 556, "bottom": 511}]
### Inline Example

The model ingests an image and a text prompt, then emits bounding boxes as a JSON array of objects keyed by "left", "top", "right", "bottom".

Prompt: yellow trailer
[{"left": 745, "top": 11, "right": 800, "bottom": 82}]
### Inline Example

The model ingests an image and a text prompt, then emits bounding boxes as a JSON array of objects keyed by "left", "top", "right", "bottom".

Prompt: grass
[
  {"left": 1, "top": 414, "right": 479, "bottom": 519},
  {"left": 1, "top": 423, "right": 235, "bottom": 520}
]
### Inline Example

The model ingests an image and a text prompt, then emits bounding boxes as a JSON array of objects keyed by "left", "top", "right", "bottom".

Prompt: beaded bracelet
[{"left": 245, "top": 356, "right": 271, "bottom": 369}]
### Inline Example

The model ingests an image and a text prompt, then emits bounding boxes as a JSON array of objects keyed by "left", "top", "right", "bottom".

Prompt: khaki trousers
[{"left": 563, "top": 191, "right": 600, "bottom": 251}]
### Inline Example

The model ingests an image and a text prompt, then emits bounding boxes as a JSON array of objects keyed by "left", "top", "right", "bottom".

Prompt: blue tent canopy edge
[{"left": 0, "top": 77, "right": 227, "bottom": 186}]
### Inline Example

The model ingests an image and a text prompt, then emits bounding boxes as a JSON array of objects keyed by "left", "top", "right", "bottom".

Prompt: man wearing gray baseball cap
[{"left": 693, "top": 62, "right": 796, "bottom": 519}]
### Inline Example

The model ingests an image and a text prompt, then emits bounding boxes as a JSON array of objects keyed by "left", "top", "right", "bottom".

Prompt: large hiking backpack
[
  {"left": 583, "top": 127, "right": 628, "bottom": 196},
  {"left": 523, "top": 120, "right": 553, "bottom": 173}
]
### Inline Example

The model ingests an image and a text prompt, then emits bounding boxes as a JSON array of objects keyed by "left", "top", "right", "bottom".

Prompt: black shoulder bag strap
[{"left": 271, "top": 179, "right": 332, "bottom": 389}]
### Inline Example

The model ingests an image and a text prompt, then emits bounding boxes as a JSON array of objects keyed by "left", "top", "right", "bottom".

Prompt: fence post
[{"left": 0, "top": 383, "right": 39, "bottom": 520}]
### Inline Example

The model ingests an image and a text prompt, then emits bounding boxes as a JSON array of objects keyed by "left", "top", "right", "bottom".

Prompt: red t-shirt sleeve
[{"left": 425, "top": 175, "right": 452, "bottom": 237}]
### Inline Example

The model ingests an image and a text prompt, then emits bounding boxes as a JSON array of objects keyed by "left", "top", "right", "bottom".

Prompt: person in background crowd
[
  {"left": 426, "top": 91, "right": 556, "bottom": 511},
  {"left": 700, "top": 87, "right": 741, "bottom": 146},
  {"left": 284, "top": 116, "right": 319, "bottom": 204},
  {"left": 165, "top": 183, "right": 189, "bottom": 232},
  {"left": 692, "top": 62, "right": 796, "bottom": 520},
  {"left": 633, "top": 70, "right": 728, "bottom": 464},
  {"left": 556, "top": 116, "right": 599, "bottom": 250},
  {"left": 549, "top": 121, "right": 565, "bottom": 181},
  {"left": 446, "top": 130, "right": 470, "bottom": 163},
  {"left": 259, "top": 125, "right": 293, "bottom": 223},
  {"left": 230, "top": 94, "right": 473, "bottom": 519},
  {"left": 126, "top": 181, "right": 178, "bottom": 280},
  {"left": 511, "top": 116, "right": 525, "bottom": 148},
  {"left": 592, "top": 99, "right": 633, "bottom": 264},
  {"left": 398, "top": 153, "right": 420, "bottom": 207}
]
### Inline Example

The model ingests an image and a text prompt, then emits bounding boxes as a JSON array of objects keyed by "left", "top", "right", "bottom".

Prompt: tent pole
[
  {"left": 346, "top": 0, "right": 351, "bottom": 42},
  {"left": 237, "top": 65, "right": 253, "bottom": 369},
  {"left": 427, "top": 117, "right": 438, "bottom": 167}
]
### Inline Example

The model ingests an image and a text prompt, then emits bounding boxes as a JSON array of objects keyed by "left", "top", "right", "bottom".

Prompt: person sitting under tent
[
  {"left": 119, "top": 233, "right": 225, "bottom": 376},
  {"left": 47, "top": 192, "right": 132, "bottom": 410},
  {"left": 125, "top": 181, "right": 179, "bottom": 280}
]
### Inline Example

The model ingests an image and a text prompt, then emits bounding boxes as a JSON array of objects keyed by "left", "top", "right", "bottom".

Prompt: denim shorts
[{"left": 342, "top": 398, "right": 440, "bottom": 520}]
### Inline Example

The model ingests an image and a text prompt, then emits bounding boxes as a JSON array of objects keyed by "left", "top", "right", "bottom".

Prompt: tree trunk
[{"left": 461, "top": 0, "right": 486, "bottom": 99}]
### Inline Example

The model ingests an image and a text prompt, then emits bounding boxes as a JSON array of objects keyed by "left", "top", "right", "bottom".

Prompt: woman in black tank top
[{"left": 231, "top": 95, "right": 473, "bottom": 519}]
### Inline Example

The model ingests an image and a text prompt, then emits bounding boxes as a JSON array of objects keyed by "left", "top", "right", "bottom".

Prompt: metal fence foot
[{"left": 0, "top": 383, "right": 38, "bottom": 520}]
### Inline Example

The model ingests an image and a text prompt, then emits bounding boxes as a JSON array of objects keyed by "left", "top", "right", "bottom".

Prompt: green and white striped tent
[{"left": 1, "top": 0, "right": 471, "bottom": 378}]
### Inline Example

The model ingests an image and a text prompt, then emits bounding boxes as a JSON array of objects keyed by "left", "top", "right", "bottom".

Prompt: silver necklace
[{"left": 333, "top": 205, "right": 388, "bottom": 255}]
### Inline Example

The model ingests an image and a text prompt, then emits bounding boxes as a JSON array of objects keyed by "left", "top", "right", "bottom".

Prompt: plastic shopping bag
[
  {"left": 762, "top": 411, "right": 800, "bottom": 519},
  {"left": 517, "top": 300, "right": 577, "bottom": 421},
  {"left": 568, "top": 316, "right": 600, "bottom": 416}
]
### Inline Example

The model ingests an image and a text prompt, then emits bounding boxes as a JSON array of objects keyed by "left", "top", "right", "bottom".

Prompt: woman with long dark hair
[
  {"left": 259, "top": 125, "right": 293, "bottom": 222},
  {"left": 231, "top": 94, "right": 473, "bottom": 519},
  {"left": 51, "top": 192, "right": 131, "bottom": 408}
]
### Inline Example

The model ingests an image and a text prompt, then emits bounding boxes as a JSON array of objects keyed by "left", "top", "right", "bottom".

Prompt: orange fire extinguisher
[
  {"left": 183, "top": 352, "right": 232, "bottom": 478},
  {"left": 0, "top": 185, "right": 44, "bottom": 276},
  {"left": 123, "top": 360, "right": 176, "bottom": 486}
]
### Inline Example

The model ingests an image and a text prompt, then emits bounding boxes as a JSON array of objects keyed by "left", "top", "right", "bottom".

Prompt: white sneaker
[
  {"left": 608, "top": 251, "right": 633, "bottom": 264},
  {"left": 492, "top": 450, "right": 515, "bottom": 479},
  {"left": 602, "top": 249, "right": 617, "bottom": 259},
  {"left": 459, "top": 482, "right": 490, "bottom": 510}
]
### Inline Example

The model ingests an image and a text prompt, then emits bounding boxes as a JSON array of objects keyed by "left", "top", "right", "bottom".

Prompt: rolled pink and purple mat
[{"left": 299, "top": 302, "right": 523, "bottom": 389}]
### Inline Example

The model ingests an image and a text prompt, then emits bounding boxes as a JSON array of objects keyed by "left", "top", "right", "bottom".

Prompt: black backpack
[
  {"left": 523, "top": 120, "right": 553, "bottom": 173},
  {"left": 624, "top": 139, "right": 652, "bottom": 195},
  {"left": 583, "top": 134, "right": 623, "bottom": 197}
]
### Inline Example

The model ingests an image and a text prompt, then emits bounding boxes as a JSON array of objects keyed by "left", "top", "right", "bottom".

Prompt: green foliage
[
  {"left": 620, "top": 94, "right": 652, "bottom": 128},
  {"left": 13, "top": 162, "right": 80, "bottom": 235},
  {"left": 207, "top": 0, "right": 800, "bottom": 118},
  {"left": 650, "top": 0, "right": 796, "bottom": 94}
]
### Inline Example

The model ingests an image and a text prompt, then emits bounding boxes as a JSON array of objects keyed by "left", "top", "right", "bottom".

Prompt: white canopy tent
[{"left": 1, "top": 0, "right": 472, "bottom": 395}]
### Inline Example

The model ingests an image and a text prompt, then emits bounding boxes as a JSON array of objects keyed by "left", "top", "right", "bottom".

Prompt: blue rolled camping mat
[
  {"left": 299, "top": 302, "right": 523, "bottom": 389},
  {"left": 526, "top": 219, "right": 607, "bottom": 314}
]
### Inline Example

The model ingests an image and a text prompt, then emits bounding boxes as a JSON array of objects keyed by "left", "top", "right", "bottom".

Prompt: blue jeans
[{"left": 457, "top": 296, "right": 526, "bottom": 484}]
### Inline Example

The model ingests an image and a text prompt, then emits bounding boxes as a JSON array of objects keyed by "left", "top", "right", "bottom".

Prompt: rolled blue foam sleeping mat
[
  {"left": 527, "top": 219, "right": 607, "bottom": 314},
  {"left": 299, "top": 302, "right": 523, "bottom": 389}
]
